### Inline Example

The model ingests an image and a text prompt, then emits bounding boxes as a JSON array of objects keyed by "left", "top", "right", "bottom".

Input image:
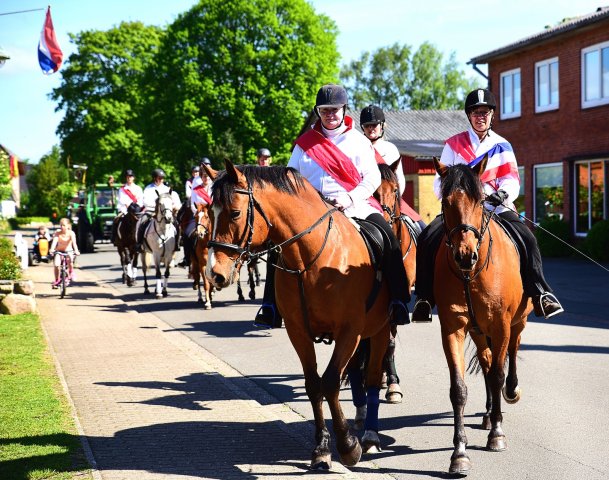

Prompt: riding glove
[{"left": 486, "top": 190, "right": 508, "bottom": 207}]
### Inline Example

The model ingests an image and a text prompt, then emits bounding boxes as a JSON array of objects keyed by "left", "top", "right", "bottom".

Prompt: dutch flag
[{"left": 38, "top": 6, "right": 63, "bottom": 75}]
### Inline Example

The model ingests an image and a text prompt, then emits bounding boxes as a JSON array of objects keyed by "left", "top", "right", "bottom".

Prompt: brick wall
[{"left": 487, "top": 19, "right": 609, "bottom": 227}]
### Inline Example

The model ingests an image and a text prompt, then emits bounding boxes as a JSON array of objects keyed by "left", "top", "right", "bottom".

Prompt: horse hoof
[
  {"left": 156, "top": 294, "right": 163, "bottom": 299},
  {"left": 502, "top": 385, "right": 521, "bottom": 404},
  {"left": 249, "top": 292, "right": 255, "bottom": 300},
  {"left": 339, "top": 438, "right": 362, "bottom": 466},
  {"left": 361, "top": 430, "right": 381, "bottom": 454},
  {"left": 238, "top": 296, "right": 245, "bottom": 302},
  {"left": 197, "top": 298, "right": 203, "bottom": 304},
  {"left": 449, "top": 454, "right": 471, "bottom": 475},
  {"left": 487, "top": 435, "right": 507, "bottom": 451},
  {"left": 481, "top": 414, "right": 492, "bottom": 430},
  {"left": 385, "top": 383, "right": 403, "bottom": 404},
  {"left": 204, "top": 304, "right": 212, "bottom": 310},
  {"left": 162, "top": 291, "right": 168, "bottom": 298},
  {"left": 310, "top": 452, "right": 331, "bottom": 470}
]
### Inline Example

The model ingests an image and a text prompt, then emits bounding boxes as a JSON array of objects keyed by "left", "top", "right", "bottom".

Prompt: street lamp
[{"left": 0, "top": 46, "right": 9, "bottom": 68}]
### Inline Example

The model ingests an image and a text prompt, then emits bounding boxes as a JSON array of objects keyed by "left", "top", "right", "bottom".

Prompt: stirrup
[
  {"left": 254, "top": 303, "right": 282, "bottom": 329},
  {"left": 533, "top": 292, "right": 564, "bottom": 319},
  {"left": 389, "top": 301, "right": 410, "bottom": 326},
  {"left": 411, "top": 298, "right": 433, "bottom": 323}
]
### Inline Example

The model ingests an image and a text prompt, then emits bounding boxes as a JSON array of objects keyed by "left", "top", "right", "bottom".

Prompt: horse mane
[
  {"left": 212, "top": 165, "right": 306, "bottom": 205},
  {"left": 440, "top": 164, "right": 483, "bottom": 203},
  {"left": 378, "top": 163, "right": 398, "bottom": 184}
]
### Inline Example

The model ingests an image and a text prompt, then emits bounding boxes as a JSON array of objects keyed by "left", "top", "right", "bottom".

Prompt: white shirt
[
  {"left": 288, "top": 122, "right": 380, "bottom": 219},
  {"left": 143, "top": 182, "right": 181, "bottom": 213},
  {"left": 117, "top": 183, "right": 144, "bottom": 214},
  {"left": 436, "top": 127, "right": 520, "bottom": 214},
  {"left": 373, "top": 138, "right": 405, "bottom": 195}
]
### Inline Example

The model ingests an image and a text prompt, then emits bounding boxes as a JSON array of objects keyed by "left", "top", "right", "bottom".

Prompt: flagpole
[{"left": 0, "top": 8, "right": 46, "bottom": 17}]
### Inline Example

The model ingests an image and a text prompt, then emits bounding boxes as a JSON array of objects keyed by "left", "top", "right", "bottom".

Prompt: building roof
[
  {"left": 468, "top": 6, "right": 609, "bottom": 65},
  {"left": 348, "top": 109, "right": 469, "bottom": 159}
]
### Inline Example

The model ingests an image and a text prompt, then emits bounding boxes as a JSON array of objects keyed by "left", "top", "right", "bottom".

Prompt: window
[
  {"left": 574, "top": 160, "right": 607, "bottom": 235},
  {"left": 535, "top": 57, "right": 559, "bottom": 112},
  {"left": 500, "top": 68, "right": 521, "bottom": 119},
  {"left": 582, "top": 40, "right": 609, "bottom": 108},
  {"left": 534, "top": 163, "right": 563, "bottom": 222}
]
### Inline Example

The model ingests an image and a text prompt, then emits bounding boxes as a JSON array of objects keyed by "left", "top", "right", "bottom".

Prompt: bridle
[
  {"left": 208, "top": 181, "right": 338, "bottom": 344},
  {"left": 379, "top": 185, "right": 415, "bottom": 261},
  {"left": 195, "top": 208, "right": 210, "bottom": 239},
  {"left": 441, "top": 194, "right": 495, "bottom": 335}
]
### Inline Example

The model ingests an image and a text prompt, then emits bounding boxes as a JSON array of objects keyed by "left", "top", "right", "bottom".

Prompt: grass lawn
[{"left": 0, "top": 313, "right": 92, "bottom": 480}]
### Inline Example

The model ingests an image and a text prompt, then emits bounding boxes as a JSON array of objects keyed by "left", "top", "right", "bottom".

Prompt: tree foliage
[
  {"left": 340, "top": 42, "right": 481, "bottom": 111},
  {"left": 0, "top": 150, "right": 13, "bottom": 202},
  {"left": 51, "top": 22, "right": 164, "bottom": 182},
  {"left": 145, "top": 0, "right": 339, "bottom": 169},
  {"left": 25, "top": 146, "right": 74, "bottom": 217}
]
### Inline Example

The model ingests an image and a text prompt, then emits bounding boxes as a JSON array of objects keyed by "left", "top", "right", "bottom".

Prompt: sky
[{"left": 0, "top": 0, "right": 605, "bottom": 163}]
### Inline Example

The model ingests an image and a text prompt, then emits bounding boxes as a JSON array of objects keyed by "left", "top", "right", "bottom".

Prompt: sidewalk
[{"left": 27, "top": 261, "right": 391, "bottom": 480}]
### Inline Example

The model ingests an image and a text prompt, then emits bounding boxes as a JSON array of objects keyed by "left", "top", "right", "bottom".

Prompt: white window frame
[
  {"left": 500, "top": 68, "right": 521, "bottom": 119},
  {"left": 535, "top": 57, "right": 559, "bottom": 113},
  {"left": 581, "top": 40, "right": 609, "bottom": 109}
]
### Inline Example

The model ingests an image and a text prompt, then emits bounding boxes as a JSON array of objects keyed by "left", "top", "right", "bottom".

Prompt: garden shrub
[
  {"left": 534, "top": 217, "right": 571, "bottom": 257},
  {"left": 0, "top": 237, "right": 21, "bottom": 280},
  {"left": 585, "top": 220, "right": 609, "bottom": 262}
]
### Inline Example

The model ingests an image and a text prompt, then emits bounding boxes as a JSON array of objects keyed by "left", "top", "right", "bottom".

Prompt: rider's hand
[
  {"left": 486, "top": 190, "right": 508, "bottom": 207},
  {"left": 333, "top": 193, "right": 353, "bottom": 212}
]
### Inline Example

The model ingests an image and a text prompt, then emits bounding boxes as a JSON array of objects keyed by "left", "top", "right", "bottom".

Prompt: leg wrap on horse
[
  {"left": 364, "top": 387, "right": 381, "bottom": 432},
  {"left": 346, "top": 366, "right": 367, "bottom": 408}
]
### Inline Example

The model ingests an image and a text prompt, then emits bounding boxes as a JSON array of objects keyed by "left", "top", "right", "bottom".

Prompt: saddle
[
  {"left": 399, "top": 214, "right": 422, "bottom": 244},
  {"left": 491, "top": 215, "right": 528, "bottom": 277},
  {"left": 351, "top": 218, "right": 390, "bottom": 311}
]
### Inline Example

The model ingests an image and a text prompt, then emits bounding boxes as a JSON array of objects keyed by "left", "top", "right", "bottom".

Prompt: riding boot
[
  {"left": 412, "top": 215, "right": 444, "bottom": 323},
  {"left": 253, "top": 249, "right": 283, "bottom": 329},
  {"left": 366, "top": 213, "right": 410, "bottom": 326}
]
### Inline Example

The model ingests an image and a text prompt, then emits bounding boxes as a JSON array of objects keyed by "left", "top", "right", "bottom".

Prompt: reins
[{"left": 380, "top": 188, "right": 414, "bottom": 261}]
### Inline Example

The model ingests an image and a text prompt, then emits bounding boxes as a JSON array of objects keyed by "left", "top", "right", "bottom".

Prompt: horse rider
[
  {"left": 184, "top": 164, "right": 200, "bottom": 202},
  {"left": 254, "top": 83, "right": 411, "bottom": 329},
  {"left": 256, "top": 148, "right": 272, "bottom": 166},
  {"left": 135, "top": 168, "right": 181, "bottom": 252},
  {"left": 111, "top": 169, "right": 144, "bottom": 245},
  {"left": 360, "top": 104, "right": 426, "bottom": 232},
  {"left": 180, "top": 158, "right": 214, "bottom": 269},
  {"left": 411, "top": 88, "right": 564, "bottom": 323}
]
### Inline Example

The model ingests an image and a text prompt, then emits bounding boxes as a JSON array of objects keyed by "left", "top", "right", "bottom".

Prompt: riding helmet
[
  {"left": 124, "top": 169, "right": 135, "bottom": 178},
  {"left": 464, "top": 89, "right": 497, "bottom": 113},
  {"left": 315, "top": 84, "right": 348, "bottom": 108},
  {"left": 152, "top": 168, "right": 166, "bottom": 179},
  {"left": 257, "top": 148, "right": 271, "bottom": 157},
  {"left": 360, "top": 105, "right": 385, "bottom": 126},
  {"left": 199, "top": 157, "right": 212, "bottom": 167},
  {"left": 191, "top": 165, "right": 201, "bottom": 173}
]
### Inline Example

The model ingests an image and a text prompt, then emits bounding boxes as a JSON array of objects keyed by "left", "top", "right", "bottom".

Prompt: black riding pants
[{"left": 414, "top": 211, "right": 553, "bottom": 304}]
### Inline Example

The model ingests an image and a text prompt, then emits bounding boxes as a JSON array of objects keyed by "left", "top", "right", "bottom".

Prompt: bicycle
[{"left": 52, "top": 252, "right": 74, "bottom": 298}]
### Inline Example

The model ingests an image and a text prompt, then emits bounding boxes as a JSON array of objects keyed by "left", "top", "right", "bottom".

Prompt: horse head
[
  {"left": 375, "top": 160, "right": 401, "bottom": 224},
  {"left": 195, "top": 203, "right": 211, "bottom": 240},
  {"left": 435, "top": 155, "right": 489, "bottom": 272},
  {"left": 155, "top": 192, "right": 174, "bottom": 224}
]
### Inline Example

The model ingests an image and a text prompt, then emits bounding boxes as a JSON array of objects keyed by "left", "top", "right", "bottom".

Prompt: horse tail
[{"left": 466, "top": 337, "right": 482, "bottom": 375}]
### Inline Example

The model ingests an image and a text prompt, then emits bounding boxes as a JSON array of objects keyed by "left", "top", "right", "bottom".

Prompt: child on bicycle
[{"left": 49, "top": 218, "right": 80, "bottom": 288}]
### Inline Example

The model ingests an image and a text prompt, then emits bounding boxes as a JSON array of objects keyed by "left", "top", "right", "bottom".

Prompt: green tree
[
  {"left": 340, "top": 42, "right": 480, "bottom": 111},
  {"left": 145, "top": 0, "right": 339, "bottom": 167},
  {"left": 25, "top": 146, "right": 74, "bottom": 217},
  {"left": 51, "top": 22, "right": 164, "bottom": 182},
  {"left": 0, "top": 150, "right": 13, "bottom": 202}
]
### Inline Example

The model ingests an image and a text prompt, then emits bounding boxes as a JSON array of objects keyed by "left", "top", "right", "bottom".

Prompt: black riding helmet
[
  {"left": 314, "top": 84, "right": 348, "bottom": 129},
  {"left": 360, "top": 104, "right": 385, "bottom": 126},
  {"left": 191, "top": 165, "right": 200, "bottom": 174},
  {"left": 124, "top": 169, "right": 135, "bottom": 178},
  {"left": 257, "top": 148, "right": 271, "bottom": 157},
  {"left": 152, "top": 168, "right": 166, "bottom": 179},
  {"left": 464, "top": 89, "right": 497, "bottom": 113}
]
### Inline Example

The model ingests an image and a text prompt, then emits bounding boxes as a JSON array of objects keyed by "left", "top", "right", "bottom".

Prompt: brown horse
[
  {"left": 204, "top": 161, "right": 392, "bottom": 469},
  {"left": 114, "top": 204, "right": 140, "bottom": 287},
  {"left": 434, "top": 157, "right": 532, "bottom": 475},
  {"left": 190, "top": 203, "right": 214, "bottom": 309}
]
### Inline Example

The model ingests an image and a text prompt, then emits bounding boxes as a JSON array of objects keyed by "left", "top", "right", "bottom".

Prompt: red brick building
[{"left": 468, "top": 7, "right": 609, "bottom": 237}]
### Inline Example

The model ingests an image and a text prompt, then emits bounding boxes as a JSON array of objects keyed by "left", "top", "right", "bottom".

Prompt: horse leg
[
  {"left": 161, "top": 263, "right": 170, "bottom": 297},
  {"left": 131, "top": 250, "right": 139, "bottom": 285},
  {"left": 346, "top": 352, "right": 367, "bottom": 431},
  {"left": 248, "top": 265, "right": 256, "bottom": 300},
  {"left": 236, "top": 274, "right": 245, "bottom": 302},
  {"left": 142, "top": 254, "right": 150, "bottom": 295},
  {"left": 284, "top": 330, "right": 331, "bottom": 469},
  {"left": 322, "top": 338, "right": 362, "bottom": 467},
  {"left": 384, "top": 326, "right": 402, "bottom": 404},
  {"left": 155, "top": 263, "right": 163, "bottom": 299},
  {"left": 442, "top": 329, "right": 471, "bottom": 475},
  {"left": 469, "top": 332, "right": 493, "bottom": 429},
  {"left": 486, "top": 326, "right": 510, "bottom": 452},
  {"left": 503, "top": 320, "right": 525, "bottom": 404},
  {"left": 203, "top": 276, "right": 212, "bottom": 310}
]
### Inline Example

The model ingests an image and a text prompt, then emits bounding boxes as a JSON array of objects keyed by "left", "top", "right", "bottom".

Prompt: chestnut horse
[
  {"left": 434, "top": 157, "right": 531, "bottom": 475},
  {"left": 205, "top": 161, "right": 392, "bottom": 469},
  {"left": 190, "top": 203, "right": 214, "bottom": 309}
]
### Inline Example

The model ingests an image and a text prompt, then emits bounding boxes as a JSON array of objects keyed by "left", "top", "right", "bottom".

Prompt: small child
[
  {"left": 33, "top": 225, "right": 52, "bottom": 259},
  {"left": 49, "top": 218, "right": 80, "bottom": 288}
]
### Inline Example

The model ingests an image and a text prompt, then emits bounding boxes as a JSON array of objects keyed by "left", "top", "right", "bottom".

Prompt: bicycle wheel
[{"left": 60, "top": 263, "right": 67, "bottom": 298}]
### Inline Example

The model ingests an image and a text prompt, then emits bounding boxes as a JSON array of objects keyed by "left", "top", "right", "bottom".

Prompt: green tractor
[{"left": 67, "top": 183, "right": 118, "bottom": 253}]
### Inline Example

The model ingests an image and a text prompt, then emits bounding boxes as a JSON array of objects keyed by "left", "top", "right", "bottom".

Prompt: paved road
[{"left": 52, "top": 239, "right": 609, "bottom": 479}]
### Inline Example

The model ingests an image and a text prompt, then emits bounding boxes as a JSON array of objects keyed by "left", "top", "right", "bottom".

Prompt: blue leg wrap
[
  {"left": 364, "top": 386, "right": 381, "bottom": 432},
  {"left": 347, "top": 367, "right": 367, "bottom": 408}
]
